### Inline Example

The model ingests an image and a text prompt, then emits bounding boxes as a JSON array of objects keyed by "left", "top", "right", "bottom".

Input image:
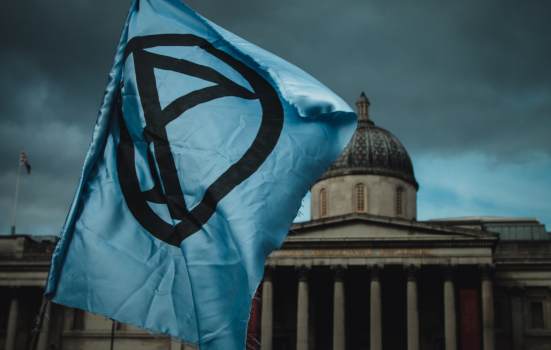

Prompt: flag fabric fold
[{"left": 45, "top": 1, "right": 357, "bottom": 349}]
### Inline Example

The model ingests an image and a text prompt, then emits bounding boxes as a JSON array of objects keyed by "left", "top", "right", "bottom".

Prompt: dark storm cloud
[
  {"left": 184, "top": 0, "right": 551, "bottom": 159},
  {"left": 0, "top": 0, "right": 549, "bottom": 234}
]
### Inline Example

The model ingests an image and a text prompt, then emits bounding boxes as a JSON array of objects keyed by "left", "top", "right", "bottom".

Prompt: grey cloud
[
  {"left": 0, "top": 0, "right": 549, "bottom": 234},
  {"left": 186, "top": 0, "right": 551, "bottom": 159}
]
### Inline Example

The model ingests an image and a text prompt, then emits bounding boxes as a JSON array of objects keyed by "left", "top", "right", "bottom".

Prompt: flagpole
[
  {"left": 29, "top": 296, "right": 49, "bottom": 350},
  {"left": 11, "top": 149, "right": 23, "bottom": 235}
]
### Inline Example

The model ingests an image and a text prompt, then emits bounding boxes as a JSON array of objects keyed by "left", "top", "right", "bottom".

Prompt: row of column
[{"left": 260, "top": 264, "right": 496, "bottom": 350}]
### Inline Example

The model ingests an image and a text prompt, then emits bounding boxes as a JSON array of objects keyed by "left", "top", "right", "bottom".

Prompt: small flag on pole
[
  {"left": 11, "top": 149, "right": 31, "bottom": 235},
  {"left": 20, "top": 150, "right": 31, "bottom": 174},
  {"left": 44, "top": 1, "right": 357, "bottom": 349}
]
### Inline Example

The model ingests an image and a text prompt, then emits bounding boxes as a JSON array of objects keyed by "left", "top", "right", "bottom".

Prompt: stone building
[{"left": 1, "top": 93, "right": 551, "bottom": 350}]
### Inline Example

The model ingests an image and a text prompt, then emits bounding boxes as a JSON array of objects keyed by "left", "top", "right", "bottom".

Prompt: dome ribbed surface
[{"left": 319, "top": 120, "right": 419, "bottom": 188}]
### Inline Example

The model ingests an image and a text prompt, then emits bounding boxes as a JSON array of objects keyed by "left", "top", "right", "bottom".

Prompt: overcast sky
[{"left": 1, "top": 0, "right": 549, "bottom": 236}]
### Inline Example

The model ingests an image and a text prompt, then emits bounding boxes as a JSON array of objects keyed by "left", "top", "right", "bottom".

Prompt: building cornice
[
  {"left": 290, "top": 213, "right": 500, "bottom": 240},
  {"left": 281, "top": 240, "right": 496, "bottom": 250},
  {"left": 317, "top": 167, "right": 419, "bottom": 190},
  {"left": 0, "top": 260, "right": 51, "bottom": 272}
]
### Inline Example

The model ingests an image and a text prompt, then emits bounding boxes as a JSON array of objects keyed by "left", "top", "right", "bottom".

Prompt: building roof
[
  {"left": 318, "top": 116, "right": 418, "bottom": 189},
  {"left": 428, "top": 216, "right": 541, "bottom": 224},
  {"left": 428, "top": 216, "right": 550, "bottom": 241}
]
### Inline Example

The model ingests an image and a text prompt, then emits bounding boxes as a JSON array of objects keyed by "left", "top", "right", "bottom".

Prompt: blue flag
[{"left": 46, "top": 0, "right": 357, "bottom": 349}]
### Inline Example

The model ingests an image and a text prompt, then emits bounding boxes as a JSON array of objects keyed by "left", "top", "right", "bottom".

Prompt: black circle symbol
[{"left": 116, "top": 34, "right": 284, "bottom": 247}]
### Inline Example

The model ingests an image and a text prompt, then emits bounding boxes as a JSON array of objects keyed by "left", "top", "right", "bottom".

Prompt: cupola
[{"left": 311, "top": 93, "right": 418, "bottom": 221}]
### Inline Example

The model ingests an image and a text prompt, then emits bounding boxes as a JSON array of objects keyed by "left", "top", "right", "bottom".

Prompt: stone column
[
  {"left": 37, "top": 301, "right": 53, "bottom": 350},
  {"left": 5, "top": 294, "right": 18, "bottom": 350},
  {"left": 405, "top": 265, "right": 419, "bottom": 350},
  {"left": 261, "top": 266, "right": 274, "bottom": 350},
  {"left": 443, "top": 265, "right": 457, "bottom": 350},
  {"left": 370, "top": 265, "right": 382, "bottom": 350},
  {"left": 509, "top": 287, "right": 524, "bottom": 350},
  {"left": 480, "top": 265, "right": 495, "bottom": 350},
  {"left": 296, "top": 265, "right": 309, "bottom": 350},
  {"left": 333, "top": 265, "right": 345, "bottom": 350}
]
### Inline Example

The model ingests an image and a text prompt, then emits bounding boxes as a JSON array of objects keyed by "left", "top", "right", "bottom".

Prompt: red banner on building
[
  {"left": 246, "top": 289, "right": 261, "bottom": 350},
  {"left": 460, "top": 289, "right": 480, "bottom": 350}
]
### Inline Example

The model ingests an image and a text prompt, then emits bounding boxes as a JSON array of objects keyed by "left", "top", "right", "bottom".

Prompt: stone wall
[{"left": 311, "top": 174, "right": 417, "bottom": 220}]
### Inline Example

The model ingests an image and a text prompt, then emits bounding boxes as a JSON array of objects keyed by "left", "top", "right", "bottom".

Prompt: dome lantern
[{"left": 356, "top": 92, "right": 371, "bottom": 122}]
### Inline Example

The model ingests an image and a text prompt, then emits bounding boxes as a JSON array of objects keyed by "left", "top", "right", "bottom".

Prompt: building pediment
[
  {"left": 289, "top": 213, "right": 498, "bottom": 243},
  {"left": 267, "top": 214, "right": 499, "bottom": 268}
]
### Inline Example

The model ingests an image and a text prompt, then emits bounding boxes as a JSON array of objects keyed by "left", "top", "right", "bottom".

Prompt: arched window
[
  {"left": 320, "top": 189, "right": 328, "bottom": 218},
  {"left": 355, "top": 184, "right": 366, "bottom": 213},
  {"left": 396, "top": 187, "right": 405, "bottom": 217}
]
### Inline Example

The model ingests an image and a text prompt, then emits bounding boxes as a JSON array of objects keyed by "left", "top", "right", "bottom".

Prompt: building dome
[
  {"left": 318, "top": 93, "right": 418, "bottom": 189},
  {"left": 310, "top": 93, "right": 418, "bottom": 221}
]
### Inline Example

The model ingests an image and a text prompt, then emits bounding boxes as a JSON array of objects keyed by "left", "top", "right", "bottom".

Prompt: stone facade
[
  {"left": 0, "top": 235, "right": 196, "bottom": 350},
  {"left": 257, "top": 95, "right": 551, "bottom": 350},
  {"left": 310, "top": 174, "right": 417, "bottom": 221},
  {"left": 3, "top": 229, "right": 549, "bottom": 350},
  {"left": 261, "top": 216, "right": 551, "bottom": 350}
]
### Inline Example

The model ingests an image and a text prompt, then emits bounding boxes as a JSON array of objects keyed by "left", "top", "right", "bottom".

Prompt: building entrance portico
[
  {"left": 260, "top": 212, "right": 499, "bottom": 350},
  {"left": 253, "top": 93, "right": 515, "bottom": 350}
]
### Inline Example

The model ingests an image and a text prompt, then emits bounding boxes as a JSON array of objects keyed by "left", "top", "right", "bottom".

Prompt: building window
[
  {"left": 320, "top": 189, "right": 327, "bottom": 218},
  {"left": 494, "top": 301, "right": 504, "bottom": 330},
  {"left": 355, "top": 184, "right": 366, "bottom": 213},
  {"left": 396, "top": 187, "right": 404, "bottom": 217},
  {"left": 531, "top": 302, "right": 545, "bottom": 329}
]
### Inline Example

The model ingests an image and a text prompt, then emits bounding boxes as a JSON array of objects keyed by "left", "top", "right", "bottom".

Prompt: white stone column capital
[
  {"left": 297, "top": 265, "right": 310, "bottom": 282},
  {"left": 369, "top": 264, "right": 383, "bottom": 282},
  {"left": 479, "top": 264, "right": 495, "bottom": 281},
  {"left": 442, "top": 264, "right": 455, "bottom": 282},
  {"left": 263, "top": 265, "right": 274, "bottom": 282},
  {"left": 332, "top": 264, "right": 346, "bottom": 282},
  {"left": 405, "top": 264, "right": 419, "bottom": 282}
]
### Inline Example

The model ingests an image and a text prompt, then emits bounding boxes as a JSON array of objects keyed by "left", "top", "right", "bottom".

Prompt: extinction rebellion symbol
[{"left": 116, "top": 34, "right": 284, "bottom": 247}]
